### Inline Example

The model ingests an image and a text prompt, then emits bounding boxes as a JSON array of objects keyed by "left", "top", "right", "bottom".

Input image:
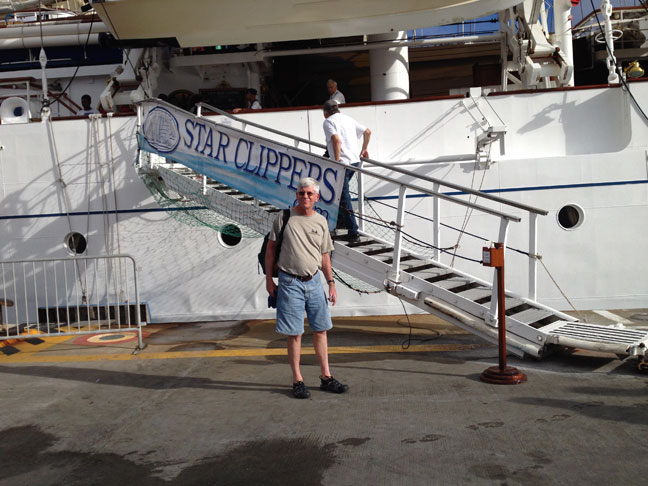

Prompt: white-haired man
[
  {"left": 327, "top": 79, "right": 346, "bottom": 105},
  {"left": 265, "top": 177, "right": 349, "bottom": 399}
]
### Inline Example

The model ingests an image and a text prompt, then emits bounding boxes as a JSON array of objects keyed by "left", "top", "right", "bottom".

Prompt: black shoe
[
  {"left": 320, "top": 376, "right": 349, "bottom": 394},
  {"left": 293, "top": 381, "right": 311, "bottom": 399},
  {"left": 347, "top": 233, "right": 360, "bottom": 243}
]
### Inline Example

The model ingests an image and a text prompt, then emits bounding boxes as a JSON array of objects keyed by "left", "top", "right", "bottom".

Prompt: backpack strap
[{"left": 277, "top": 208, "right": 291, "bottom": 245}]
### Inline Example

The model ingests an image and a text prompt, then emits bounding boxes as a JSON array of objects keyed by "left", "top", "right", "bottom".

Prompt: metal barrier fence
[{"left": 0, "top": 255, "right": 145, "bottom": 350}]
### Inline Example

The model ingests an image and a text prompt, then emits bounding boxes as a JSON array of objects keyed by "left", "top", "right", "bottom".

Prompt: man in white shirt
[
  {"left": 233, "top": 88, "right": 262, "bottom": 113},
  {"left": 77, "top": 94, "right": 99, "bottom": 115},
  {"left": 327, "top": 79, "right": 346, "bottom": 105},
  {"left": 246, "top": 88, "right": 262, "bottom": 109},
  {"left": 322, "top": 100, "right": 371, "bottom": 241}
]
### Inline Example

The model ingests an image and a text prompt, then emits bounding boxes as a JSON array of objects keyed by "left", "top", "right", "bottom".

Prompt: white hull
[{"left": 2, "top": 81, "right": 647, "bottom": 322}]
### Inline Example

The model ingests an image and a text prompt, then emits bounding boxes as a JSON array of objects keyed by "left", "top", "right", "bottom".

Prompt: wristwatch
[{"left": 327, "top": 279, "right": 335, "bottom": 284}]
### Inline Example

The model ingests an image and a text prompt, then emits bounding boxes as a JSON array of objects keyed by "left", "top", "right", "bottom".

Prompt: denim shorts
[{"left": 275, "top": 270, "right": 333, "bottom": 336}]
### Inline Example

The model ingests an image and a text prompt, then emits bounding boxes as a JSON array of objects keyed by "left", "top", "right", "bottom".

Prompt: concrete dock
[{"left": 1, "top": 310, "right": 647, "bottom": 485}]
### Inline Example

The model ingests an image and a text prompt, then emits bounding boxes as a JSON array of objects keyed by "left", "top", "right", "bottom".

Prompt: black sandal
[
  {"left": 293, "top": 381, "right": 311, "bottom": 399},
  {"left": 320, "top": 376, "right": 349, "bottom": 394}
]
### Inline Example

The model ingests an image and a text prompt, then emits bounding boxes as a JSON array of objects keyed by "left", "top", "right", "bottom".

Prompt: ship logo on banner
[
  {"left": 138, "top": 100, "right": 344, "bottom": 230},
  {"left": 142, "top": 107, "right": 181, "bottom": 153}
]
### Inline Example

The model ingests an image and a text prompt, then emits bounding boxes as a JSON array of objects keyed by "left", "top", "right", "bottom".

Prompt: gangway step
[{"left": 540, "top": 321, "right": 648, "bottom": 357}]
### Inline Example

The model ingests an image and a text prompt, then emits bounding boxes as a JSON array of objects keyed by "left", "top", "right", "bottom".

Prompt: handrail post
[
  {"left": 357, "top": 161, "right": 365, "bottom": 233},
  {"left": 433, "top": 182, "right": 440, "bottom": 261},
  {"left": 528, "top": 212, "right": 538, "bottom": 301},
  {"left": 480, "top": 242, "right": 527, "bottom": 385},
  {"left": 389, "top": 185, "right": 408, "bottom": 281},
  {"left": 488, "top": 218, "right": 510, "bottom": 325}
]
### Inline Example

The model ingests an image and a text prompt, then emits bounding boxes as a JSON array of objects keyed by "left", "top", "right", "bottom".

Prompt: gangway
[{"left": 136, "top": 99, "right": 648, "bottom": 364}]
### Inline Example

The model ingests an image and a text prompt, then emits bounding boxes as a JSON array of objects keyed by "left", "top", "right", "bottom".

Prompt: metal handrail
[
  {"left": 197, "top": 101, "right": 547, "bottom": 216},
  {"left": 195, "top": 101, "right": 521, "bottom": 222}
]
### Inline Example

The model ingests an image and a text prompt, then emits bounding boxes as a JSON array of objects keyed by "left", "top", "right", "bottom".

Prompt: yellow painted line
[
  {"left": 0, "top": 335, "right": 71, "bottom": 352},
  {"left": 0, "top": 343, "right": 488, "bottom": 364}
]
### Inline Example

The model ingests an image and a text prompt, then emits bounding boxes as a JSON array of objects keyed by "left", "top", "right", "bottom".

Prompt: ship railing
[
  {"left": 191, "top": 102, "right": 548, "bottom": 322},
  {"left": 0, "top": 77, "right": 83, "bottom": 119},
  {"left": 0, "top": 255, "right": 145, "bottom": 351}
]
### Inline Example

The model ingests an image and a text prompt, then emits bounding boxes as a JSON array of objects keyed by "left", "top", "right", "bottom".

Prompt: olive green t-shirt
[{"left": 270, "top": 208, "right": 333, "bottom": 277}]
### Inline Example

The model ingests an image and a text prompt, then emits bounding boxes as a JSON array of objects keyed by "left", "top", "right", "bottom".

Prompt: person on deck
[
  {"left": 77, "top": 94, "right": 99, "bottom": 115},
  {"left": 265, "top": 177, "right": 349, "bottom": 399},
  {"left": 233, "top": 88, "right": 261, "bottom": 113},
  {"left": 322, "top": 100, "right": 371, "bottom": 242},
  {"left": 327, "top": 79, "right": 345, "bottom": 105}
]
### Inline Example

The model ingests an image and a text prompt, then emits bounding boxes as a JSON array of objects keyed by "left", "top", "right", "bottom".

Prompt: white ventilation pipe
[
  {"left": 0, "top": 21, "right": 108, "bottom": 38},
  {"left": 368, "top": 31, "right": 410, "bottom": 102},
  {"left": 553, "top": 0, "right": 575, "bottom": 86},
  {"left": 0, "top": 34, "right": 100, "bottom": 49}
]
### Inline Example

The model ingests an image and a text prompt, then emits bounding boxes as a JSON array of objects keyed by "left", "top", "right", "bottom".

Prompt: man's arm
[
  {"left": 321, "top": 252, "right": 337, "bottom": 305},
  {"left": 265, "top": 239, "right": 278, "bottom": 297},
  {"left": 331, "top": 134, "right": 342, "bottom": 162},
  {"left": 360, "top": 128, "right": 371, "bottom": 159}
]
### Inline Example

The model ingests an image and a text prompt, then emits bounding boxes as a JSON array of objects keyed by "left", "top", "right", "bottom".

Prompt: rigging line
[
  {"left": 45, "top": 120, "right": 74, "bottom": 236},
  {"left": 38, "top": 1, "right": 44, "bottom": 45},
  {"left": 450, "top": 144, "right": 490, "bottom": 267},
  {"left": 331, "top": 268, "right": 382, "bottom": 294},
  {"left": 46, "top": 117, "right": 86, "bottom": 295},
  {"left": 537, "top": 257, "right": 586, "bottom": 322},
  {"left": 400, "top": 231, "right": 482, "bottom": 263},
  {"left": 85, "top": 116, "right": 94, "bottom": 254},
  {"left": 47, "top": 13, "right": 96, "bottom": 110},
  {"left": 346, "top": 206, "right": 481, "bottom": 263},
  {"left": 640, "top": 0, "right": 648, "bottom": 13},
  {"left": 106, "top": 114, "right": 125, "bottom": 299},
  {"left": 354, "top": 194, "right": 479, "bottom": 259},
  {"left": 589, "top": 0, "right": 648, "bottom": 124},
  {"left": 362, "top": 193, "right": 489, "bottom": 240},
  {"left": 93, "top": 116, "right": 113, "bottom": 256},
  {"left": 94, "top": 0, "right": 147, "bottom": 101},
  {"left": 398, "top": 297, "right": 414, "bottom": 349}
]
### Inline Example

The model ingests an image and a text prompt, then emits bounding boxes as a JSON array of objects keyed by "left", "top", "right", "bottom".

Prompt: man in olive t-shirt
[{"left": 265, "top": 177, "right": 349, "bottom": 399}]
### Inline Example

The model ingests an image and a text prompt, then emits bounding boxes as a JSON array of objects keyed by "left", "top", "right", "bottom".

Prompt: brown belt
[{"left": 283, "top": 271, "right": 317, "bottom": 282}]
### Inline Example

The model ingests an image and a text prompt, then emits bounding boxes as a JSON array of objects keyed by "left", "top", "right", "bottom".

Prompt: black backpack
[{"left": 258, "top": 209, "right": 291, "bottom": 277}]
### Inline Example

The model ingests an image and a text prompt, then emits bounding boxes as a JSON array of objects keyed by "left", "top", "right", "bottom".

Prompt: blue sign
[{"left": 139, "top": 101, "right": 343, "bottom": 230}]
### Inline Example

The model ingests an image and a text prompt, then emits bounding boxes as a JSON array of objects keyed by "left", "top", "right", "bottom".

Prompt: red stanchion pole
[{"left": 480, "top": 242, "right": 527, "bottom": 385}]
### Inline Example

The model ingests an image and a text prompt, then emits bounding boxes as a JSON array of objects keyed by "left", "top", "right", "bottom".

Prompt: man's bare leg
[
  {"left": 287, "top": 334, "right": 304, "bottom": 383},
  {"left": 313, "top": 331, "right": 331, "bottom": 378}
]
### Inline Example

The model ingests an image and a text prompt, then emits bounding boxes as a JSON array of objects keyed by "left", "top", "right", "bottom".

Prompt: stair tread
[
  {"left": 507, "top": 307, "right": 555, "bottom": 325},
  {"left": 433, "top": 277, "right": 474, "bottom": 290},
  {"left": 456, "top": 288, "right": 491, "bottom": 301}
]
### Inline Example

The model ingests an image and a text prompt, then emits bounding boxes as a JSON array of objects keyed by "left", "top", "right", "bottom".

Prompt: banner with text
[{"left": 137, "top": 101, "right": 343, "bottom": 230}]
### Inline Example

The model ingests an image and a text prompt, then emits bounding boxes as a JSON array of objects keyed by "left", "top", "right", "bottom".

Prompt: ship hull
[{"left": 1, "top": 81, "right": 647, "bottom": 322}]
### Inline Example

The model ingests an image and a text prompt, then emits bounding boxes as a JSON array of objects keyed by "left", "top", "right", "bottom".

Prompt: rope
[
  {"left": 537, "top": 256, "right": 587, "bottom": 322},
  {"left": 450, "top": 145, "right": 490, "bottom": 267},
  {"left": 107, "top": 114, "right": 127, "bottom": 302},
  {"left": 331, "top": 268, "right": 382, "bottom": 294},
  {"left": 341, "top": 203, "right": 482, "bottom": 264},
  {"left": 358, "top": 185, "right": 536, "bottom": 257},
  {"left": 46, "top": 117, "right": 86, "bottom": 298}
]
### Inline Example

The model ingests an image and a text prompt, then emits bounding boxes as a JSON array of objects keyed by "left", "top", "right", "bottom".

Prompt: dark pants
[{"left": 338, "top": 168, "right": 358, "bottom": 236}]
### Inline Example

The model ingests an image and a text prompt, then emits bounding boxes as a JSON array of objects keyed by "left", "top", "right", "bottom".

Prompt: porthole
[
  {"left": 219, "top": 224, "right": 242, "bottom": 247},
  {"left": 557, "top": 204, "right": 585, "bottom": 230},
  {"left": 64, "top": 232, "right": 87, "bottom": 255}
]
